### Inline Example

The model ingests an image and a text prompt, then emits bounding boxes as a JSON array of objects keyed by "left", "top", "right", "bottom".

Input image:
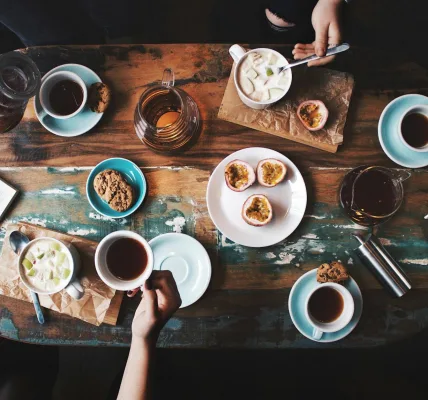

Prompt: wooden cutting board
[
  {"left": 0, "top": 222, "right": 123, "bottom": 326},
  {"left": 218, "top": 65, "right": 355, "bottom": 153}
]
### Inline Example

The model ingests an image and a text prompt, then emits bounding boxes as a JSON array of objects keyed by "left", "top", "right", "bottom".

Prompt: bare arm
[{"left": 117, "top": 271, "right": 181, "bottom": 400}]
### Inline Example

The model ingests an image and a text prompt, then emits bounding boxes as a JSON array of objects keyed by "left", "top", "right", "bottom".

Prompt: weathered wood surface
[{"left": 0, "top": 44, "right": 427, "bottom": 348}]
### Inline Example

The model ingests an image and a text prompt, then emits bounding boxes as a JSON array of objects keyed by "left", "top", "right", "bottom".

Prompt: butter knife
[{"left": 278, "top": 43, "right": 350, "bottom": 73}]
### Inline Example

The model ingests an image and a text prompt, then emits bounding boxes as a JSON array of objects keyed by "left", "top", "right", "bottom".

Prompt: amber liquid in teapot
[{"left": 340, "top": 166, "right": 399, "bottom": 226}]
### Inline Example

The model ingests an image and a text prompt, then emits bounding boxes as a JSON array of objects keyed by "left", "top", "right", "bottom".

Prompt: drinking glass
[{"left": 0, "top": 51, "right": 41, "bottom": 133}]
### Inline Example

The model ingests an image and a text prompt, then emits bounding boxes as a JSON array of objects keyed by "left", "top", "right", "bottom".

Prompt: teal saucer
[
  {"left": 378, "top": 94, "right": 428, "bottom": 168},
  {"left": 86, "top": 158, "right": 146, "bottom": 218},
  {"left": 34, "top": 63, "right": 103, "bottom": 137},
  {"left": 288, "top": 269, "right": 363, "bottom": 343},
  {"left": 149, "top": 233, "right": 211, "bottom": 308}
]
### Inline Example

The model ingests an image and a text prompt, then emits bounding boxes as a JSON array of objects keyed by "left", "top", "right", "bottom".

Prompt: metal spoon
[
  {"left": 278, "top": 43, "right": 350, "bottom": 73},
  {"left": 9, "top": 231, "right": 45, "bottom": 324}
]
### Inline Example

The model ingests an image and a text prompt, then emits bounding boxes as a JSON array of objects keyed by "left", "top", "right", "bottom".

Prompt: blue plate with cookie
[{"left": 86, "top": 158, "right": 147, "bottom": 219}]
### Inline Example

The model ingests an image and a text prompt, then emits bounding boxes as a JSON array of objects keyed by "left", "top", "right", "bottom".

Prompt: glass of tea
[
  {"left": 339, "top": 165, "right": 410, "bottom": 227},
  {"left": 134, "top": 68, "right": 201, "bottom": 153}
]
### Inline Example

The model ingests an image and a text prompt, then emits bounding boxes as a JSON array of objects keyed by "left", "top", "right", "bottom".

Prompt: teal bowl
[{"left": 86, "top": 158, "right": 147, "bottom": 218}]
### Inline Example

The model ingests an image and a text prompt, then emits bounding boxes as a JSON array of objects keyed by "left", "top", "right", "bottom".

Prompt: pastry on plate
[{"left": 317, "top": 261, "right": 349, "bottom": 284}]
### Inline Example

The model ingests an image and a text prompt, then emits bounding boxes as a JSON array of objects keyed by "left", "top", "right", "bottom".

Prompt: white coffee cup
[
  {"left": 39, "top": 71, "right": 87, "bottom": 119},
  {"left": 229, "top": 44, "right": 292, "bottom": 110},
  {"left": 18, "top": 237, "right": 84, "bottom": 300},
  {"left": 398, "top": 105, "right": 428, "bottom": 152},
  {"left": 95, "top": 231, "right": 154, "bottom": 291},
  {"left": 305, "top": 282, "right": 354, "bottom": 340}
]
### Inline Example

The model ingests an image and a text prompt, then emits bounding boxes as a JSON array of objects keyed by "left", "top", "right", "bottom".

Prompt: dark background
[{"left": 1, "top": 0, "right": 428, "bottom": 399}]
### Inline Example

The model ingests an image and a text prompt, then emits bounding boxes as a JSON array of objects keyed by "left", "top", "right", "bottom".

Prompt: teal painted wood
[{"left": 0, "top": 166, "right": 428, "bottom": 348}]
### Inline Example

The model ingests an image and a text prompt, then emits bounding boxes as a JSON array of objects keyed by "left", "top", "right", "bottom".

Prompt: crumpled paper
[
  {"left": 218, "top": 64, "right": 354, "bottom": 153},
  {"left": 0, "top": 222, "right": 122, "bottom": 326}
]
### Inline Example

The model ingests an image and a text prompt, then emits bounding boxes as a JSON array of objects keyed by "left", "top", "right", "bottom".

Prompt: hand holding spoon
[
  {"left": 9, "top": 231, "right": 45, "bottom": 324},
  {"left": 278, "top": 43, "right": 350, "bottom": 73}
]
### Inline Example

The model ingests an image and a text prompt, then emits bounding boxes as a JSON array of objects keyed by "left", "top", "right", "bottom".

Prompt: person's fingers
[
  {"left": 293, "top": 51, "right": 311, "bottom": 60},
  {"left": 328, "top": 22, "right": 342, "bottom": 45},
  {"left": 294, "top": 43, "right": 313, "bottom": 50},
  {"left": 308, "top": 55, "right": 335, "bottom": 67},
  {"left": 151, "top": 270, "right": 177, "bottom": 290},
  {"left": 137, "top": 279, "right": 157, "bottom": 316},
  {"left": 292, "top": 48, "right": 308, "bottom": 56},
  {"left": 314, "top": 22, "right": 329, "bottom": 57},
  {"left": 293, "top": 48, "right": 310, "bottom": 55}
]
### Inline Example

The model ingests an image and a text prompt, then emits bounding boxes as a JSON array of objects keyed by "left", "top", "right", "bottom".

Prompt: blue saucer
[
  {"left": 378, "top": 94, "right": 428, "bottom": 168},
  {"left": 288, "top": 269, "right": 363, "bottom": 343},
  {"left": 86, "top": 158, "right": 147, "bottom": 219},
  {"left": 35, "top": 63, "right": 103, "bottom": 137}
]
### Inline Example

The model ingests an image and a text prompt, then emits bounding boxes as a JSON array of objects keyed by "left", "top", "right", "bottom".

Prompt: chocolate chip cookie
[
  {"left": 88, "top": 82, "right": 111, "bottom": 113},
  {"left": 317, "top": 261, "right": 349, "bottom": 284},
  {"left": 93, "top": 169, "right": 134, "bottom": 212}
]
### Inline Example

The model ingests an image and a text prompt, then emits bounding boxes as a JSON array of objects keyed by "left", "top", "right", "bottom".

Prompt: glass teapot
[
  {"left": 339, "top": 165, "right": 411, "bottom": 227},
  {"left": 134, "top": 69, "right": 201, "bottom": 153}
]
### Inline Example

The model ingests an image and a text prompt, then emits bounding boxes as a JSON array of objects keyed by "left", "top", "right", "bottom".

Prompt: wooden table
[{"left": 0, "top": 44, "right": 427, "bottom": 348}]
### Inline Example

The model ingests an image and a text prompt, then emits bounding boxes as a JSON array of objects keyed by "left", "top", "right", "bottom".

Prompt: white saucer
[
  {"left": 206, "top": 147, "right": 307, "bottom": 247},
  {"left": 149, "top": 233, "right": 211, "bottom": 308}
]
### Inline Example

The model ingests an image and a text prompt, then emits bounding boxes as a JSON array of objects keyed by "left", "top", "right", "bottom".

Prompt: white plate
[
  {"left": 206, "top": 147, "right": 307, "bottom": 247},
  {"left": 149, "top": 233, "right": 211, "bottom": 308}
]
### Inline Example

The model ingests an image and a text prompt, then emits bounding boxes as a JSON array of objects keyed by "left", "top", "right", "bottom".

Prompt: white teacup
[
  {"left": 398, "top": 105, "right": 428, "bottom": 152},
  {"left": 305, "top": 282, "right": 354, "bottom": 340},
  {"left": 39, "top": 70, "right": 87, "bottom": 119},
  {"left": 229, "top": 44, "right": 292, "bottom": 110},
  {"left": 95, "top": 231, "right": 154, "bottom": 291},
  {"left": 18, "top": 237, "right": 84, "bottom": 300}
]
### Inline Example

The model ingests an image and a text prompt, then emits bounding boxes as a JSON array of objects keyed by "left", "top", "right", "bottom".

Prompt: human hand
[
  {"left": 132, "top": 270, "right": 182, "bottom": 344},
  {"left": 292, "top": 0, "right": 342, "bottom": 67}
]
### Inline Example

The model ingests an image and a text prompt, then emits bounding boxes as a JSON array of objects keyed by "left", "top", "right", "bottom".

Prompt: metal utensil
[
  {"left": 278, "top": 43, "right": 350, "bottom": 73},
  {"left": 9, "top": 231, "right": 45, "bottom": 324},
  {"left": 353, "top": 233, "right": 411, "bottom": 297}
]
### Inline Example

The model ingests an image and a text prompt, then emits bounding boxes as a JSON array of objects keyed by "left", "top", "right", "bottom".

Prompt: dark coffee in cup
[
  {"left": 107, "top": 238, "right": 148, "bottom": 281},
  {"left": 401, "top": 112, "right": 428, "bottom": 149},
  {"left": 49, "top": 79, "right": 83, "bottom": 116},
  {"left": 308, "top": 286, "right": 344, "bottom": 323}
]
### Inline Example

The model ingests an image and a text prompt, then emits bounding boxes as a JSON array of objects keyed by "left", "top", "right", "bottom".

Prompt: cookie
[
  {"left": 317, "top": 261, "right": 349, "bottom": 284},
  {"left": 93, "top": 169, "right": 134, "bottom": 212},
  {"left": 88, "top": 82, "right": 111, "bottom": 113}
]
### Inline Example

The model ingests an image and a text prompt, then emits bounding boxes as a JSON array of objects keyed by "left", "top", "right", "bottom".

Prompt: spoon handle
[
  {"left": 30, "top": 291, "right": 45, "bottom": 324},
  {"left": 279, "top": 43, "right": 350, "bottom": 72}
]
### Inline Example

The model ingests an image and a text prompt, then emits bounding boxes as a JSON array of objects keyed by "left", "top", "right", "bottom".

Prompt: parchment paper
[
  {"left": 218, "top": 65, "right": 354, "bottom": 152},
  {"left": 0, "top": 222, "right": 121, "bottom": 326}
]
